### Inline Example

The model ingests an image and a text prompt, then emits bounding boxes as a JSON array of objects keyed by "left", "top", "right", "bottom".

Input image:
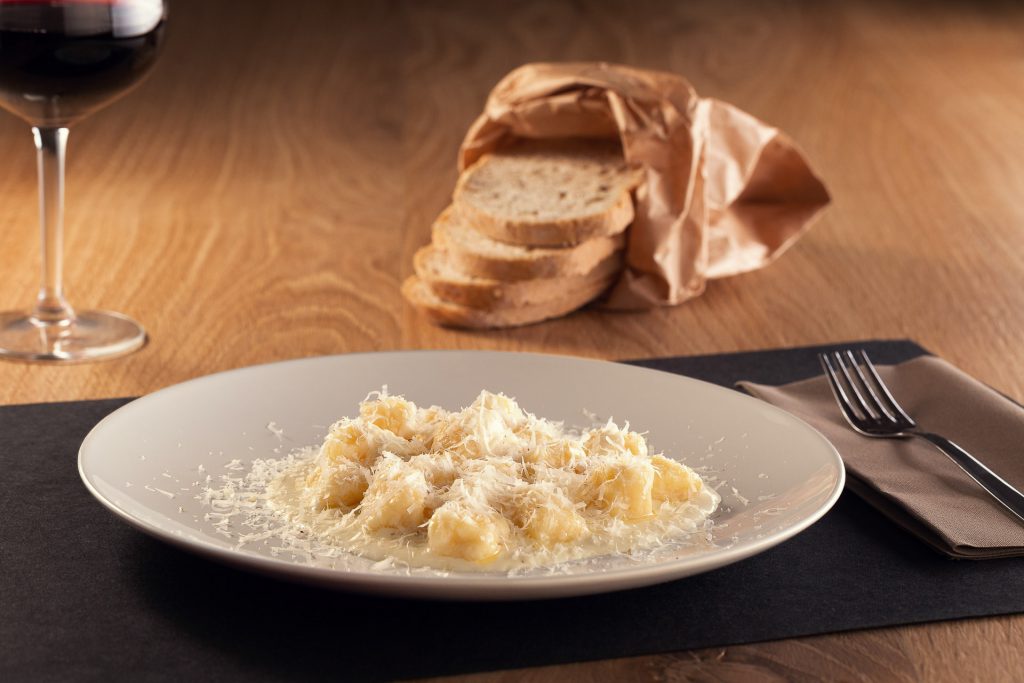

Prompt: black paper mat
[{"left": 3, "top": 340, "right": 1024, "bottom": 682}]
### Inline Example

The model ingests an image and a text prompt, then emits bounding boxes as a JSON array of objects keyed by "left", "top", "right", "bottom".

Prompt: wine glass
[{"left": 0, "top": 0, "right": 165, "bottom": 362}]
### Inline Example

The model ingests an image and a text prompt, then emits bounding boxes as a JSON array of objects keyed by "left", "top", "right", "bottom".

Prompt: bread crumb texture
[{"left": 457, "top": 139, "right": 638, "bottom": 225}]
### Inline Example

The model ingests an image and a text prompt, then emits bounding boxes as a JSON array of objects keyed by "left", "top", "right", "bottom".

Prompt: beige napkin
[
  {"left": 459, "top": 62, "right": 830, "bottom": 310},
  {"left": 739, "top": 356, "right": 1024, "bottom": 559}
]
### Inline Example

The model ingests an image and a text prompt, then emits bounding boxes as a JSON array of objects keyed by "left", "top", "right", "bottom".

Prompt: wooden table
[{"left": 2, "top": 0, "right": 1022, "bottom": 679}]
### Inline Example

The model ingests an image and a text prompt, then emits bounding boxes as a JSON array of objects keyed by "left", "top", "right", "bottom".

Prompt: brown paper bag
[{"left": 460, "top": 62, "right": 830, "bottom": 310}]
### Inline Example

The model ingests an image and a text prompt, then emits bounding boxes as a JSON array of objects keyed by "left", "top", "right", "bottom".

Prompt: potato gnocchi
[{"left": 257, "top": 390, "right": 719, "bottom": 571}]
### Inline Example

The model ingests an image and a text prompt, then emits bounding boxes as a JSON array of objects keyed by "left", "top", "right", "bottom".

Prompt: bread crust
[
  {"left": 431, "top": 205, "right": 625, "bottom": 281},
  {"left": 406, "top": 138, "right": 636, "bottom": 327},
  {"left": 402, "top": 275, "right": 613, "bottom": 329},
  {"left": 414, "top": 246, "right": 623, "bottom": 309}
]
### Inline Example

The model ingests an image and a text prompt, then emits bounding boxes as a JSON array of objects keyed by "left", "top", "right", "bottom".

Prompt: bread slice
[
  {"left": 431, "top": 204, "right": 624, "bottom": 281},
  {"left": 414, "top": 246, "right": 623, "bottom": 309},
  {"left": 402, "top": 275, "right": 613, "bottom": 329},
  {"left": 453, "top": 139, "right": 641, "bottom": 247}
]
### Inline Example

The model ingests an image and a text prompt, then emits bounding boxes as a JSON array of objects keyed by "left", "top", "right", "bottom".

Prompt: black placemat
[{"left": 3, "top": 340, "right": 1023, "bottom": 682}]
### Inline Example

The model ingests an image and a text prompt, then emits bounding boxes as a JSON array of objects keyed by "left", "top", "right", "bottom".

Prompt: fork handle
[{"left": 916, "top": 432, "right": 1024, "bottom": 524}]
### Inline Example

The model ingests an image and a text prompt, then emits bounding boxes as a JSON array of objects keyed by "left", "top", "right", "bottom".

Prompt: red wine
[{"left": 0, "top": 1, "right": 164, "bottom": 126}]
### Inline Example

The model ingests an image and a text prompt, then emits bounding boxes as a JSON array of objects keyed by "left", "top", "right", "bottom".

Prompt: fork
[{"left": 819, "top": 349, "right": 1024, "bottom": 524}]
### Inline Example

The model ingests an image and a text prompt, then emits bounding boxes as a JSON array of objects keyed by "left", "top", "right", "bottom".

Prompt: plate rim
[{"left": 78, "top": 349, "right": 845, "bottom": 598}]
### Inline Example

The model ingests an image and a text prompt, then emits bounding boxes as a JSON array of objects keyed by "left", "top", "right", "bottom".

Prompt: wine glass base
[{"left": 0, "top": 310, "right": 146, "bottom": 362}]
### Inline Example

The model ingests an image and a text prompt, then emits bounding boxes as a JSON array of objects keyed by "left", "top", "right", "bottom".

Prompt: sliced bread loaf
[
  {"left": 402, "top": 274, "right": 613, "bottom": 329},
  {"left": 453, "top": 138, "right": 641, "bottom": 247},
  {"left": 431, "top": 204, "right": 624, "bottom": 281},
  {"left": 414, "top": 245, "right": 623, "bottom": 309}
]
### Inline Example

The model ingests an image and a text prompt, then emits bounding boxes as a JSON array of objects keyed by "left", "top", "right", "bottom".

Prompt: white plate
[{"left": 79, "top": 351, "right": 843, "bottom": 600}]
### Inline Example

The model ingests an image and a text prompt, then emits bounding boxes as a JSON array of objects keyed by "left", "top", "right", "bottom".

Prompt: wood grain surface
[{"left": 1, "top": 0, "right": 1022, "bottom": 680}]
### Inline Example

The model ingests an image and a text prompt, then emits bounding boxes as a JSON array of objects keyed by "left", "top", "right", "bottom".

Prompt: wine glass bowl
[
  {"left": 0, "top": 0, "right": 165, "bottom": 361},
  {"left": 0, "top": 0, "right": 164, "bottom": 127}
]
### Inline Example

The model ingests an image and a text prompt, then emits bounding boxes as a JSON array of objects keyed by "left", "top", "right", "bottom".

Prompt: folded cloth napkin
[{"left": 739, "top": 355, "right": 1024, "bottom": 559}]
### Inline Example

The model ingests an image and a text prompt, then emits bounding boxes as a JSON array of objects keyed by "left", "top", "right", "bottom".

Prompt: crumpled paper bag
[{"left": 459, "top": 62, "right": 830, "bottom": 309}]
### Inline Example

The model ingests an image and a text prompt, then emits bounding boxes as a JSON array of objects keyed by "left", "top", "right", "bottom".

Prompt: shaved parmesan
[{"left": 203, "top": 390, "right": 720, "bottom": 572}]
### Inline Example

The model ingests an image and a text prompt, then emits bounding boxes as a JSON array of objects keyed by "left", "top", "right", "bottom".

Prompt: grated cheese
[{"left": 203, "top": 390, "right": 720, "bottom": 572}]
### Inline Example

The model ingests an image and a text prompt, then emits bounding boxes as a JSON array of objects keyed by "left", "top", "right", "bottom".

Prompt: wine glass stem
[{"left": 31, "top": 126, "right": 74, "bottom": 326}]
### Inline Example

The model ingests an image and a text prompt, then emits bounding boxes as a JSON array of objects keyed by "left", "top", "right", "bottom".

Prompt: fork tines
[{"left": 818, "top": 350, "right": 915, "bottom": 428}]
